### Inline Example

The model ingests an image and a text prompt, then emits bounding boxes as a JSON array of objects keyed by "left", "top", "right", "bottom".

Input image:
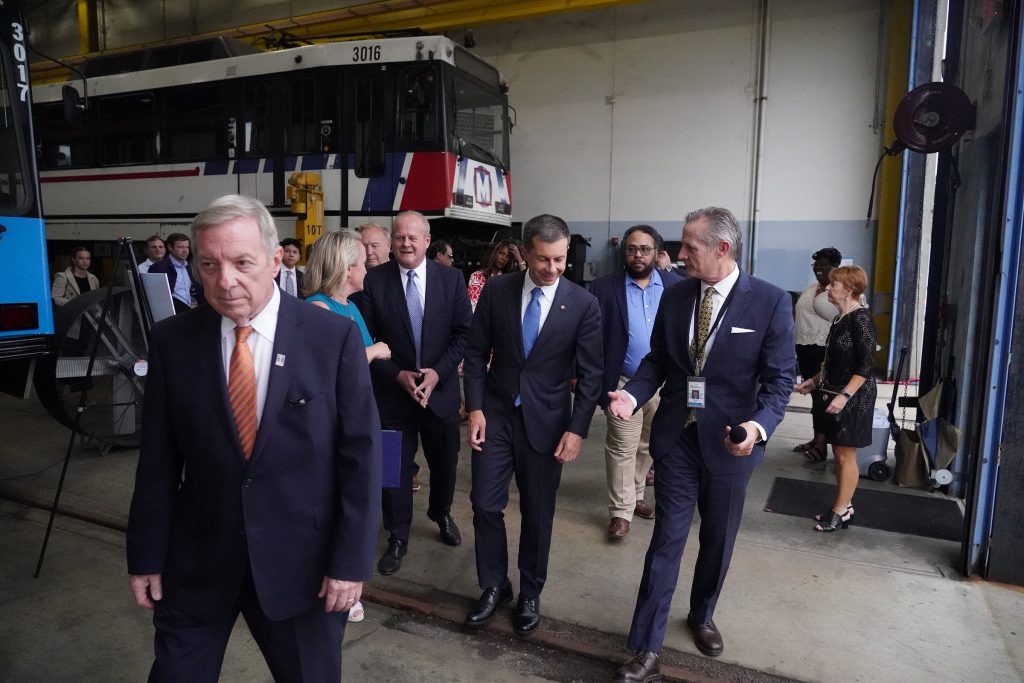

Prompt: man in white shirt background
[
  {"left": 137, "top": 235, "right": 165, "bottom": 274},
  {"left": 275, "top": 238, "right": 305, "bottom": 298}
]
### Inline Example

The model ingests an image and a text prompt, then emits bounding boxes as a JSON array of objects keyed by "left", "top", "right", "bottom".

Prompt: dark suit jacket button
[{"left": 242, "top": 477, "right": 253, "bottom": 487}]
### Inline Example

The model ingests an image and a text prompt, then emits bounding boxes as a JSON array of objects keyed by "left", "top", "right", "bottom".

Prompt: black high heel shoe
[
  {"left": 814, "top": 507, "right": 854, "bottom": 532},
  {"left": 814, "top": 505, "right": 853, "bottom": 522}
]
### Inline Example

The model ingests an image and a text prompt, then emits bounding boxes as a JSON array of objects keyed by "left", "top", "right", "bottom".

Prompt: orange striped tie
[{"left": 229, "top": 325, "right": 258, "bottom": 459}]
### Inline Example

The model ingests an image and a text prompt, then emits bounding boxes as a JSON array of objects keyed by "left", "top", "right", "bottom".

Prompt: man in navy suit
[
  {"left": 591, "top": 225, "right": 682, "bottom": 541},
  {"left": 275, "top": 237, "right": 305, "bottom": 297},
  {"left": 127, "top": 195, "right": 381, "bottom": 681},
  {"left": 463, "top": 214, "right": 603, "bottom": 638},
  {"left": 358, "top": 211, "right": 473, "bottom": 575},
  {"left": 609, "top": 207, "right": 794, "bottom": 681},
  {"left": 149, "top": 233, "right": 205, "bottom": 313}
]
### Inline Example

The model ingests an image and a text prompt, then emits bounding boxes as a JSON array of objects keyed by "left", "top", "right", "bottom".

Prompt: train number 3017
[{"left": 352, "top": 45, "right": 382, "bottom": 63}]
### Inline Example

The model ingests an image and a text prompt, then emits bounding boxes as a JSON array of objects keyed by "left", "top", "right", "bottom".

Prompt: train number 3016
[{"left": 352, "top": 45, "right": 382, "bottom": 63}]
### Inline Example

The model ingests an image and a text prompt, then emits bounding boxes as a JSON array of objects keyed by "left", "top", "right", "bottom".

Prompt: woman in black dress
[{"left": 794, "top": 265, "right": 876, "bottom": 532}]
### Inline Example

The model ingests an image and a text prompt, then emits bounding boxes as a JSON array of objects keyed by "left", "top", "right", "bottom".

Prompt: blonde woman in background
[
  {"left": 304, "top": 230, "right": 391, "bottom": 365},
  {"left": 303, "top": 229, "right": 391, "bottom": 621}
]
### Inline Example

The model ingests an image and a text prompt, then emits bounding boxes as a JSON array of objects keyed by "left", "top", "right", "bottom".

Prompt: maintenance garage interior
[{"left": 2, "top": 1, "right": 1024, "bottom": 681}]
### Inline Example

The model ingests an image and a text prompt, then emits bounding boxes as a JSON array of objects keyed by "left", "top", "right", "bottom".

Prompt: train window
[
  {"left": 355, "top": 71, "right": 385, "bottom": 178},
  {"left": 35, "top": 103, "right": 92, "bottom": 170},
  {"left": 242, "top": 82, "right": 270, "bottom": 157},
  {"left": 399, "top": 66, "right": 437, "bottom": 147},
  {"left": 98, "top": 93, "right": 157, "bottom": 165},
  {"left": 453, "top": 73, "right": 508, "bottom": 169},
  {"left": 319, "top": 76, "right": 340, "bottom": 154},
  {"left": 287, "top": 77, "right": 319, "bottom": 155},
  {"left": 0, "top": 59, "right": 29, "bottom": 212},
  {"left": 164, "top": 83, "right": 226, "bottom": 162}
]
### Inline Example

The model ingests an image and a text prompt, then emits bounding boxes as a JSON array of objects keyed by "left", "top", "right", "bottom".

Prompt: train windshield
[{"left": 453, "top": 72, "right": 508, "bottom": 171}]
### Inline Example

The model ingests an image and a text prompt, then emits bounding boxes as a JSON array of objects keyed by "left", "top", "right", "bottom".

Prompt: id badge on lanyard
[{"left": 687, "top": 376, "right": 707, "bottom": 408}]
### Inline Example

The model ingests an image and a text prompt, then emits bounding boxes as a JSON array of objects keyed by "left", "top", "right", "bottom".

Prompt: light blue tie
[
  {"left": 406, "top": 270, "right": 424, "bottom": 368},
  {"left": 516, "top": 287, "right": 543, "bottom": 407},
  {"left": 522, "top": 287, "right": 542, "bottom": 358}
]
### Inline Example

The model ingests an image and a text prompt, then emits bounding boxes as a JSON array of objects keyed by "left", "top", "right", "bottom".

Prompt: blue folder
[{"left": 381, "top": 429, "right": 402, "bottom": 489}]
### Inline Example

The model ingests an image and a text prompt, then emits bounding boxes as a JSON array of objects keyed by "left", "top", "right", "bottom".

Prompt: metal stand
[{"left": 34, "top": 238, "right": 148, "bottom": 577}]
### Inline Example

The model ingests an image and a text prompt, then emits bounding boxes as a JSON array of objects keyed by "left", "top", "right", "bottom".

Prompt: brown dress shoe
[
  {"left": 687, "top": 614, "right": 724, "bottom": 656},
  {"left": 608, "top": 518, "right": 630, "bottom": 540},
  {"left": 412, "top": 474, "right": 421, "bottom": 492},
  {"left": 614, "top": 650, "right": 662, "bottom": 682},
  {"left": 634, "top": 500, "right": 655, "bottom": 520}
]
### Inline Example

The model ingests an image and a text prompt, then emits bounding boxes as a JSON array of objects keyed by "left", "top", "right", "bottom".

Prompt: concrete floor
[{"left": 1, "top": 388, "right": 1022, "bottom": 682}]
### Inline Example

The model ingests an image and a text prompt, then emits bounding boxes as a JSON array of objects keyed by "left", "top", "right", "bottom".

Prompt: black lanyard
[{"left": 690, "top": 282, "right": 738, "bottom": 365}]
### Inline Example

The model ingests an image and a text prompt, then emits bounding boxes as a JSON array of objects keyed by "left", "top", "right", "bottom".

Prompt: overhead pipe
[{"left": 746, "top": 0, "right": 770, "bottom": 275}]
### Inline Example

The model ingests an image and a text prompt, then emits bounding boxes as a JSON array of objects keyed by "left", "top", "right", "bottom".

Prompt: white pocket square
[{"left": 731, "top": 327, "right": 755, "bottom": 334}]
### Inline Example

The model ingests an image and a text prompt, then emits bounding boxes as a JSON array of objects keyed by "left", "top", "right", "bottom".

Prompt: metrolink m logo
[{"left": 473, "top": 166, "right": 492, "bottom": 207}]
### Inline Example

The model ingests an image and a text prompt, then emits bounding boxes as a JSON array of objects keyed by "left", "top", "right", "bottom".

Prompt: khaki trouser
[{"left": 604, "top": 375, "right": 660, "bottom": 520}]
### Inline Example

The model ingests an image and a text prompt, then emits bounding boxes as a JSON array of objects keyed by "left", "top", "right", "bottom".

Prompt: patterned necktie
[
  {"left": 686, "top": 286, "right": 716, "bottom": 427},
  {"left": 228, "top": 325, "right": 257, "bottom": 459},
  {"left": 406, "top": 270, "right": 424, "bottom": 368},
  {"left": 690, "top": 286, "right": 716, "bottom": 373},
  {"left": 522, "top": 287, "right": 543, "bottom": 358},
  {"left": 285, "top": 270, "right": 296, "bottom": 297}
]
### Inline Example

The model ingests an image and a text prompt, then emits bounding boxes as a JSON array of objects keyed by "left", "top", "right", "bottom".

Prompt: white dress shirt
[
  {"left": 521, "top": 272, "right": 560, "bottom": 330},
  {"left": 280, "top": 267, "right": 299, "bottom": 296},
  {"left": 688, "top": 263, "right": 740, "bottom": 352},
  {"left": 219, "top": 286, "right": 281, "bottom": 427}
]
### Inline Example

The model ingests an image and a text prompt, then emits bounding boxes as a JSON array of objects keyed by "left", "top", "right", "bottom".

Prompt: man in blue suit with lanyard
[{"left": 608, "top": 207, "right": 794, "bottom": 681}]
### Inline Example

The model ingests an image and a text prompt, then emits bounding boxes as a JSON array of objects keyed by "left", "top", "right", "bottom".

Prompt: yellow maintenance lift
[{"left": 287, "top": 171, "right": 325, "bottom": 262}]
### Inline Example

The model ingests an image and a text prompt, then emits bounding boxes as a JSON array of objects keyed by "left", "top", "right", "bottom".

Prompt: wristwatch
[{"left": 841, "top": 390, "right": 852, "bottom": 399}]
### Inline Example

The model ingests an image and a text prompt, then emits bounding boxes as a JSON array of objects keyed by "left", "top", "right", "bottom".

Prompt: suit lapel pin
[
  {"left": 275, "top": 354, "right": 286, "bottom": 367},
  {"left": 560, "top": 305, "right": 566, "bottom": 310}
]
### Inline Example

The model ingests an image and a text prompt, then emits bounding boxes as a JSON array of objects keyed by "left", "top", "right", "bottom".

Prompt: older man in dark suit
[
  {"left": 591, "top": 225, "right": 682, "bottom": 541},
  {"left": 127, "top": 195, "right": 381, "bottom": 681},
  {"left": 609, "top": 207, "right": 795, "bottom": 681},
  {"left": 463, "top": 214, "right": 603, "bottom": 638},
  {"left": 357, "top": 210, "right": 473, "bottom": 575}
]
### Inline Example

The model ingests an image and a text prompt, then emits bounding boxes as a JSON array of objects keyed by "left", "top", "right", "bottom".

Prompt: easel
[{"left": 34, "top": 237, "right": 154, "bottom": 577}]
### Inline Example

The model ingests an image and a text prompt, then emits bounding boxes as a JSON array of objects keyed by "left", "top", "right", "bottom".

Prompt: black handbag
[{"left": 814, "top": 384, "right": 844, "bottom": 421}]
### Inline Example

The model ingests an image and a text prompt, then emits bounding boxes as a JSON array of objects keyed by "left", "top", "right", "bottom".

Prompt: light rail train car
[{"left": 31, "top": 35, "right": 512, "bottom": 258}]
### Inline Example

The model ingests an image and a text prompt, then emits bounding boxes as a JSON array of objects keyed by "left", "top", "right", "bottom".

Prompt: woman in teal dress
[
  {"left": 304, "top": 229, "right": 391, "bottom": 364},
  {"left": 303, "top": 229, "right": 390, "bottom": 623}
]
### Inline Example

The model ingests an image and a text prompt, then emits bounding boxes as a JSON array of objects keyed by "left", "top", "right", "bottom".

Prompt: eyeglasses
[{"left": 625, "top": 245, "right": 654, "bottom": 256}]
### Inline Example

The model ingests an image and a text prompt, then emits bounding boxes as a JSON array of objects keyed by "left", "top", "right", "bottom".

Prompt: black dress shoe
[
  {"left": 465, "top": 582, "right": 513, "bottom": 626},
  {"left": 377, "top": 539, "right": 407, "bottom": 576},
  {"left": 513, "top": 595, "right": 540, "bottom": 638},
  {"left": 614, "top": 650, "right": 662, "bottom": 683},
  {"left": 686, "top": 614, "right": 724, "bottom": 657},
  {"left": 429, "top": 512, "right": 462, "bottom": 546}
]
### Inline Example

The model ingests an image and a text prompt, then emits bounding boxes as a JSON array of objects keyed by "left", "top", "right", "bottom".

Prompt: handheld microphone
[{"left": 728, "top": 424, "right": 747, "bottom": 444}]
